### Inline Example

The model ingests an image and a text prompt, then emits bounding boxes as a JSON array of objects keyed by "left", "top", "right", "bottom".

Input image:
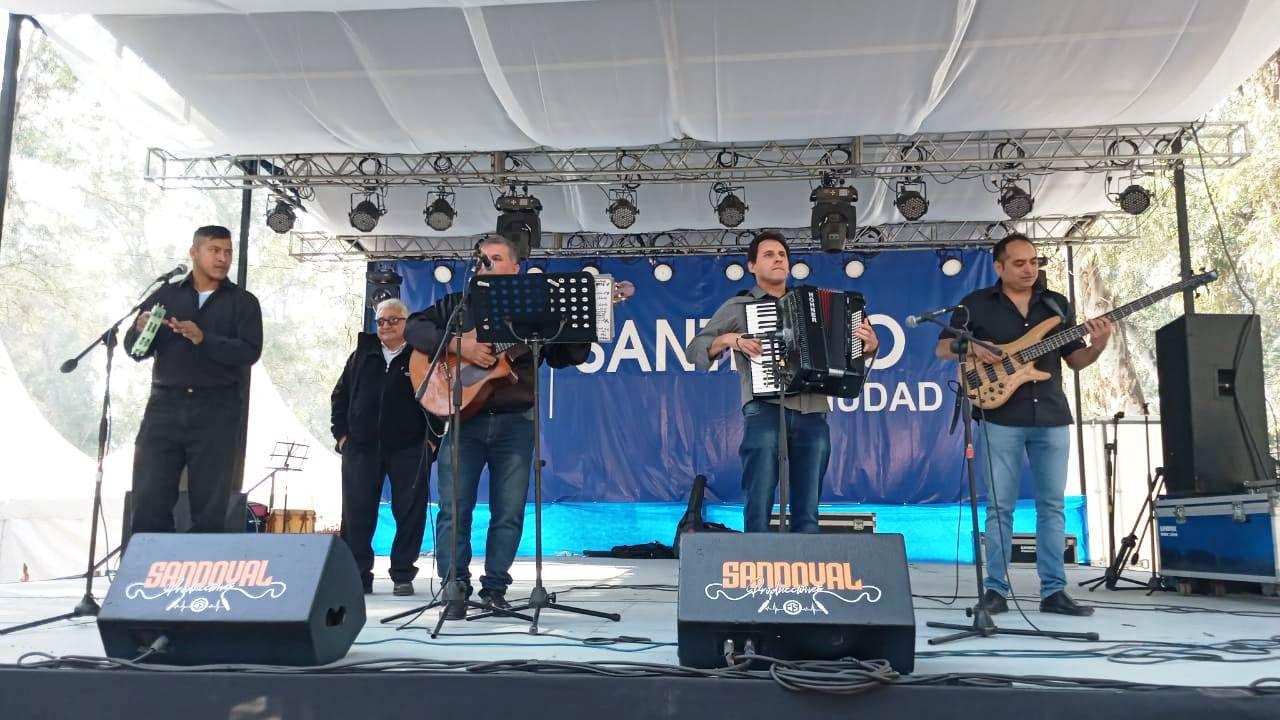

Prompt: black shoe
[
  {"left": 479, "top": 589, "right": 511, "bottom": 610},
  {"left": 978, "top": 589, "right": 1008, "bottom": 615},
  {"left": 1040, "top": 590, "right": 1094, "bottom": 616},
  {"left": 393, "top": 581, "right": 414, "bottom": 597},
  {"left": 363, "top": 581, "right": 374, "bottom": 595}
]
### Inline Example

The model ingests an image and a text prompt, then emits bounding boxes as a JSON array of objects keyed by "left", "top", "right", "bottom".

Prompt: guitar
[
  {"left": 961, "top": 270, "right": 1217, "bottom": 410},
  {"left": 411, "top": 279, "right": 634, "bottom": 419}
]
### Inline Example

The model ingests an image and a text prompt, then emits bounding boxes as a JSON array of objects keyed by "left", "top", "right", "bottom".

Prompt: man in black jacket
[
  {"left": 404, "top": 234, "right": 590, "bottom": 618},
  {"left": 332, "top": 297, "right": 442, "bottom": 596},
  {"left": 125, "top": 225, "right": 263, "bottom": 536}
]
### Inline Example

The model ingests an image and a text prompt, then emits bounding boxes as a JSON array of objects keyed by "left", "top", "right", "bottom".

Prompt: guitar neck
[{"left": 1020, "top": 275, "right": 1206, "bottom": 361}]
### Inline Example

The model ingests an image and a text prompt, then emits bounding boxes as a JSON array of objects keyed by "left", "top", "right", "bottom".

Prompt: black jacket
[
  {"left": 123, "top": 274, "right": 262, "bottom": 387},
  {"left": 330, "top": 333, "right": 440, "bottom": 453},
  {"left": 404, "top": 291, "right": 591, "bottom": 413}
]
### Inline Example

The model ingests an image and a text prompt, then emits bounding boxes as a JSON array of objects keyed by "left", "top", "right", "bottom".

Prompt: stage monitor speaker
[
  {"left": 121, "top": 490, "right": 251, "bottom": 548},
  {"left": 677, "top": 532, "right": 915, "bottom": 673},
  {"left": 98, "top": 533, "right": 365, "bottom": 666},
  {"left": 1155, "top": 314, "right": 1271, "bottom": 496}
]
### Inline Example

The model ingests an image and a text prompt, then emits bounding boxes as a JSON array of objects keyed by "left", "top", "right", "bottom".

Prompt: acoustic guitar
[
  {"left": 411, "top": 279, "right": 634, "bottom": 419},
  {"left": 962, "top": 271, "right": 1217, "bottom": 410}
]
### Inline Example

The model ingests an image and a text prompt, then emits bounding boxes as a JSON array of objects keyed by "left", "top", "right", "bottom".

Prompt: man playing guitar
[
  {"left": 935, "top": 233, "right": 1112, "bottom": 617},
  {"left": 403, "top": 234, "right": 593, "bottom": 618}
]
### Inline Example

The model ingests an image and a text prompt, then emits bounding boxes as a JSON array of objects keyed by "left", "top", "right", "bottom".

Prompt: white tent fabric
[{"left": 27, "top": 0, "right": 1280, "bottom": 235}]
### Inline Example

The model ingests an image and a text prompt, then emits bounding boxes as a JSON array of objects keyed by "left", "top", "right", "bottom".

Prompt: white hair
[{"left": 375, "top": 297, "right": 409, "bottom": 318}]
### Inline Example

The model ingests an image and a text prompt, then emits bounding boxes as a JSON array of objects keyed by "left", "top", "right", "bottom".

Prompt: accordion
[{"left": 744, "top": 286, "right": 867, "bottom": 400}]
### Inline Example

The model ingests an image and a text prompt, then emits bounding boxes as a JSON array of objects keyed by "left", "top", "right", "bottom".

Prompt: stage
[{"left": 1, "top": 557, "right": 1278, "bottom": 719}]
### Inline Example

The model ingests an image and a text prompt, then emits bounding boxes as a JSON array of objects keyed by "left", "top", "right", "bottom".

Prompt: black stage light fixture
[
  {"left": 1117, "top": 183, "right": 1152, "bottom": 215},
  {"left": 997, "top": 180, "right": 1033, "bottom": 220},
  {"left": 712, "top": 184, "right": 748, "bottom": 228},
  {"left": 496, "top": 188, "right": 543, "bottom": 260},
  {"left": 810, "top": 184, "right": 858, "bottom": 252},
  {"left": 265, "top": 200, "right": 296, "bottom": 234},
  {"left": 365, "top": 263, "right": 402, "bottom": 309},
  {"left": 349, "top": 192, "right": 385, "bottom": 233},
  {"left": 423, "top": 187, "right": 456, "bottom": 231},
  {"left": 894, "top": 180, "right": 929, "bottom": 221},
  {"left": 606, "top": 187, "right": 639, "bottom": 229}
]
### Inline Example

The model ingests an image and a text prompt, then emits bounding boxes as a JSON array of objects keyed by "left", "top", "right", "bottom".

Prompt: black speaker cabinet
[
  {"left": 677, "top": 533, "right": 915, "bottom": 673},
  {"left": 1156, "top": 313, "right": 1271, "bottom": 496},
  {"left": 98, "top": 533, "right": 365, "bottom": 665}
]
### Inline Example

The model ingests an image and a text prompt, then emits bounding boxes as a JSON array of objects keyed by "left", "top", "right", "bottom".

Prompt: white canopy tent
[
  {"left": 2, "top": 1, "right": 1278, "bottom": 579},
  {"left": 15, "top": 0, "right": 1280, "bottom": 236}
]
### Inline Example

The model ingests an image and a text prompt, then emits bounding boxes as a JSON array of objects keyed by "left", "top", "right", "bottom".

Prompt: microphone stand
[
  {"left": 918, "top": 318, "right": 1098, "bottom": 644},
  {"left": 1, "top": 282, "right": 162, "bottom": 636}
]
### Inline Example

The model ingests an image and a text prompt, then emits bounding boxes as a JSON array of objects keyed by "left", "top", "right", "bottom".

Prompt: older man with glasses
[{"left": 331, "top": 297, "right": 442, "bottom": 595}]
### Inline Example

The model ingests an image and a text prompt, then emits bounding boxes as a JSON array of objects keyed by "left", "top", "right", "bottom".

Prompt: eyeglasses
[{"left": 375, "top": 317, "right": 405, "bottom": 327}]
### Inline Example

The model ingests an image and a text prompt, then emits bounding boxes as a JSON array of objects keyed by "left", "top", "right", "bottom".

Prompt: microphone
[
  {"left": 904, "top": 304, "right": 964, "bottom": 329},
  {"left": 155, "top": 264, "right": 187, "bottom": 283},
  {"left": 473, "top": 248, "right": 493, "bottom": 270}
]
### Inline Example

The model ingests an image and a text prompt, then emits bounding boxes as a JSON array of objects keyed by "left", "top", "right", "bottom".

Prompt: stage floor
[{"left": 2, "top": 556, "right": 1278, "bottom": 688}]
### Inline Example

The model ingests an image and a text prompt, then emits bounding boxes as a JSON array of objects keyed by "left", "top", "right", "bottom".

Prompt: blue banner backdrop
[{"left": 374, "top": 249, "right": 1091, "bottom": 563}]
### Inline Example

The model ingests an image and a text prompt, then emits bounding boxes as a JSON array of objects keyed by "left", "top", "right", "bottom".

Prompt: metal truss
[
  {"left": 148, "top": 122, "right": 1247, "bottom": 191},
  {"left": 288, "top": 214, "right": 1137, "bottom": 262}
]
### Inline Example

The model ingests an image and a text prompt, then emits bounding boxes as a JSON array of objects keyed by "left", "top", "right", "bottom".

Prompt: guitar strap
[{"left": 1041, "top": 293, "right": 1068, "bottom": 321}]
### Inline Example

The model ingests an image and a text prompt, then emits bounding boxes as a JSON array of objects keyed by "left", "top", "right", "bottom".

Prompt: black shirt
[
  {"left": 124, "top": 274, "right": 263, "bottom": 387},
  {"left": 404, "top": 291, "right": 590, "bottom": 414},
  {"left": 943, "top": 282, "right": 1086, "bottom": 427}
]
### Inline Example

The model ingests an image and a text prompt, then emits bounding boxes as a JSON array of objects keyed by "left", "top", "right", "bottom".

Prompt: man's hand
[
  {"left": 1084, "top": 317, "right": 1114, "bottom": 348},
  {"left": 458, "top": 330, "right": 497, "bottom": 368},
  {"left": 166, "top": 317, "right": 204, "bottom": 345},
  {"left": 856, "top": 318, "right": 879, "bottom": 357},
  {"left": 134, "top": 311, "right": 152, "bottom": 332},
  {"left": 969, "top": 343, "right": 1002, "bottom": 365},
  {"left": 716, "top": 332, "right": 764, "bottom": 359}
]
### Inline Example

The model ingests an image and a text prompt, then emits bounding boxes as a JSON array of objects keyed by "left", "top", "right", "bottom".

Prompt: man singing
[
  {"left": 404, "top": 234, "right": 590, "bottom": 618},
  {"left": 125, "top": 225, "right": 263, "bottom": 535},
  {"left": 332, "top": 297, "right": 443, "bottom": 596},
  {"left": 936, "top": 233, "right": 1111, "bottom": 617},
  {"left": 685, "top": 230, "right": 879, "bottom": 533}
]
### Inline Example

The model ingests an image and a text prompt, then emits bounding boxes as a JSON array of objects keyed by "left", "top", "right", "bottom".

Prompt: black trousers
[
  {"left": 131, "top": 385, "right": 242, "bottom": 534},
  {"left": 340, "top": 442, "right": 432, "bottom": 586}
]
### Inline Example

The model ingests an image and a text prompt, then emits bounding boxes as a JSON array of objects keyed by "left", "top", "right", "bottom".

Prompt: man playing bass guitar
[
  {"left": 935, "top": 233, "right": 1111, "bottom": 618},
  {"left": 403, "top": 234, "right": 592, "bottom": 618}
]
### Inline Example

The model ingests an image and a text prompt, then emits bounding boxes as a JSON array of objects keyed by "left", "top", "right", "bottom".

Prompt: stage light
[
  {"left": 349, "top": 192, "right": 385, "bottom": 233},
  {"left": 810, "top": 183, "right": 858, "bottom": 252},
  {"left": 938, "top": 251, "right": 963, "bottom": 277},
  {"left": 1117, "top": 184, "right": 1152, "bottom": 215},
  {"left": 712, "top": 184, "right": 748, "bottom": 228},
  {"left": 844, "top": 257, "right": 865, "bottom": 279},
  {"left": 997, "top": 180, "right": 1033, "bottom": 220},
  {"left": 653, "top": 262, "right": 673, "bottom": 282},
  {"left": 894, "top": 181, "right": 929, "bottom": 222},
  {"left": 265, "top": 200, "right": 296, "bottom": 234},
  {"left": 496, "top": 188, "right": 543, "bottom": 260},
  {"left": 606, "top": 188, "right": 639, "bottom": 230},
  {"left": 365, "top": 264, "right": 402, "bottom": 309},
  {"left": 725, "top": 262, "right": 745, "bottom": 281},
  {"left": 582, "top": 263, "right": 600, "bottom": 276},
  {"left": 433, "top": 265, "right": 453, "bottom": 284},
  {"left": 526, "top": 265, "right": 544, "bottom": 274},
  {"left": 791, "top": 261, "right": 811, "bottom": 280},
  {"left": 423, "top": 188, "right": 456, "bottom": 231}
]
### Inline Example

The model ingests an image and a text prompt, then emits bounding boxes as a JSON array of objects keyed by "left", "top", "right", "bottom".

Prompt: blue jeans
[
  {"left": 977, "top": 421, "right": 1070, "bottom": 599},
  {"left": 435, "top": 409, "right": 534, "bottom": 594},
  {"left": 739, "top": 400, "right": 831, "bottom": 533}
]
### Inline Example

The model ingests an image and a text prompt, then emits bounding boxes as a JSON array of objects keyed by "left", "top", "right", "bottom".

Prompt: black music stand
[
  {"left": 464, "top": 272, "right": 622, "bottom": 633},
  {"left": 244, "top": 441, "right": 309, "bottom": 532}
]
